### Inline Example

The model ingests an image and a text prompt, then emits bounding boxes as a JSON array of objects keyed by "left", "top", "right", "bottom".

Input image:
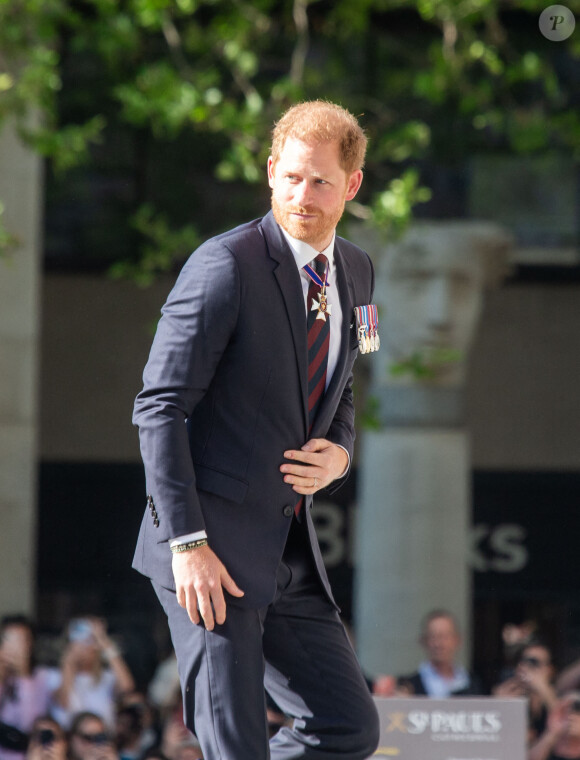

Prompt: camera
[
  {"left": 38, "top": 730, "right": 56, "bottom": 747},
  {"left": 28, "top": 728, "right": 56, "bottom": 748}
]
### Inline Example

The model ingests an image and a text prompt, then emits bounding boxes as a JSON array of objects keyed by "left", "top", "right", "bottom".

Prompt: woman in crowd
[
  {"left": 114, "top": 692, "right": 158, "bottom": 760},
  {"left": 25, "top": 716, "right": 67, "bottom": 760},
  {"left": 50, "top": 619, "right": 134, "bottom": 730},
  {"left": 68, "top": 712, "right": 118, "bottom": 760},
  {"left": 0, "top": 616, "right": 58, "bottom": 760},
  {"left": 493, "top": 640, "right": 558, "bottom": 744},
  {"left": 529, "top": 692, "right": 580, "bottom": 760}
]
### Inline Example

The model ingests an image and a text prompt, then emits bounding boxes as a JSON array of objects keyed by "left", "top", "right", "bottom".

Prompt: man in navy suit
[{"left": 133, "top": 101, "right": 380, "bottom": 759}]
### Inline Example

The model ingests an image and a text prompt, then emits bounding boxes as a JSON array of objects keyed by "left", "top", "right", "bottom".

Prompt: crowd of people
[
  {"left": 0, "top": 615, "right": 204, "bottom": 760},
  {"left": 3, "top": 610, "right": 580, "bottom": 760},
  {"left": 371, "top": 609, "right": 580, "bottom": 760}
]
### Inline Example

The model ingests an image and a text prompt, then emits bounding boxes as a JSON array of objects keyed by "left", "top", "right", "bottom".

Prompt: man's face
[
  {"left": 70, "top": 717, "right": 109, "bottom": 760},
  {"left": 516, "top": 645, "right": 552, "bottom": 684},
  {"left": 28, "top": 720, "right": 67, "bottom": 760},
  {"left": 268, "top": 137, "right": 362, "bottom": 252},
  {"left": 1, "top": 624, "right": 33, "bottom": 659},
  {"left": 422, "top": 617, "right": 461, "bottom": 667}
]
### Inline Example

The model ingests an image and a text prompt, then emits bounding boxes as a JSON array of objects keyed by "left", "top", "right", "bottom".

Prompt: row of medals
[
  {"left": 358, "top": 327, "right": 380, "bottom": 354},
  {"left": 314, "top": 284, "right": 379, "bottom": 354}
]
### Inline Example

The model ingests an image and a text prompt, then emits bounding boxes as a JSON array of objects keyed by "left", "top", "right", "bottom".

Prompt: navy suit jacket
[{"left": 132, "top": 210, "right": 374, "bottom": 608}]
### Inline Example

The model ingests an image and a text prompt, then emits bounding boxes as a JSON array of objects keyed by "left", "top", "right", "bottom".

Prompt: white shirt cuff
[
  {"left": 170, "top": 530, "right": 208, "bottom": 547},
  {"left": 335, "top": 444, "right": 350, "bottom": 479}
]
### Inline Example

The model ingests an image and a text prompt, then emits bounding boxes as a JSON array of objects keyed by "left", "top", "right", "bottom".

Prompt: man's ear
[
  {"left": 267, "top": 156, "right": 275, "bottom": 189},
  {"left": 345, "top": 170, "right": 363, "bottom": 201}
]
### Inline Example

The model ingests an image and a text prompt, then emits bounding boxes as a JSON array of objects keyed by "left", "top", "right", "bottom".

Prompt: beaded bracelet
[{"left": 170, "top": 538, "right": 209, "bottom": 554}]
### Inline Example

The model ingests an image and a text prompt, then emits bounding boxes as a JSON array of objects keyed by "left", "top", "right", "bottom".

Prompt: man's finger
[
  {"left": 301, "top": 438, "right": 326, "bottom": 452},
  {"left": 184, "top": 589, "right": 200, "bottom": 626},
  {"left": 222, "top": 569, "right": 245, "bottom": 598},
  {"left": 197, "top": 590, "right": 215, "bottom": 631},
  {"left": 285, "top": 475, "right": 325, "bottom": 492},
  {"left": 211, "top": 587, "right": 227, "bottom": 626},
  {"left": 281, "top": 463, "right": 320, "bottom": 478},
  {"left": 176, "top": 586, "right": 186, "bottom": 609},
  {"left": 283, "top": 449, "right": 319, "bottom": 465}
]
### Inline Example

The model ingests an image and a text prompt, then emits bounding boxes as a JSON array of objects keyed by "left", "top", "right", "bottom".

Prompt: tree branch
[{"left": 290, "top": 0, "right": 310, "bottom": 87}]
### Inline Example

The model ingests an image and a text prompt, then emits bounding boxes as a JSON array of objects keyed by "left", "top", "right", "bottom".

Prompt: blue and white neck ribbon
[
  {"left": 303, "top": 261, "right": 332, "bottom": 321},
  {"left": 303, "top": 262, "right": 329, "bottom": 289}
]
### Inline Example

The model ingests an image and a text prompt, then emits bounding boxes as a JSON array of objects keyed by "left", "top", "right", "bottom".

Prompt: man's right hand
[{"left": 172, "top": 545, "right": 244, "bottom": 630}]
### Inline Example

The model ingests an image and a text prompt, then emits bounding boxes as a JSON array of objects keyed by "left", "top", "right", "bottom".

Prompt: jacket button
[{"left": 282, "top": 505, "right": 293, "bottom": 518}]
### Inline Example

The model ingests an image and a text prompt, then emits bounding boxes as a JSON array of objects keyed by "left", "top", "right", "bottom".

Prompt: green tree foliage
[{"left": 0, "top": 0, "right": 578, "bottom": 272}]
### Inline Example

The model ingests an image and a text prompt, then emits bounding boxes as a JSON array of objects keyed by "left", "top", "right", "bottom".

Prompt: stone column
[
  {"left": 0, "top": 120, "right": 43, "bottom": 615},
  {"left": 352, "top": 221, "right": 512, "bottom": 677}
]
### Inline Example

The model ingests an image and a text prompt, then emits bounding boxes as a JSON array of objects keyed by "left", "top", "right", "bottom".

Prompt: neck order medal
[
  {"left": 303, "top": 260, "right": 331, "bottom": 322},
  {"left": 311, "top": 290, "right": 332, "bottom": 321}
]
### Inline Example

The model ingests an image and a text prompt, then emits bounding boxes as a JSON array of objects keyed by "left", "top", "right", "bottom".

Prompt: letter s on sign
[
  {"left": 485, "top": 712, "right": 502, "bottom": 732},
  {"left": 407, "top": 711, "right": 429, "bottom": 735},
  {"left": 490, "top": 524, "right": 528, "bottom": 572}
]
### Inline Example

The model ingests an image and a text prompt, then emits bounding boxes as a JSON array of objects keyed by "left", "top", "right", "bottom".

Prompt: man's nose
[{"left": 294, "top": 180, "right": 312, "bottom": 207}]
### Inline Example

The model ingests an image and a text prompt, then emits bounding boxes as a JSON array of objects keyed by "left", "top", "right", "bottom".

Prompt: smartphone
[
  {"left": 38, "top": 729, "right": 56, "bottom": 747},
  {"left": 68, "top": 619, "right": 93, "bottom": 643}
]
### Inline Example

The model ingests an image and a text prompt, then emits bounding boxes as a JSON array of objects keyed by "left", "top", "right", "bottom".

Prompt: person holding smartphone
[
  {"left": 0, "top": 616, "right": 58, "bottom": 760},
  {"left": 68, "top": 712, "right": 118, "bottom": 760},
  {"left": 493, "top": 641, "right": 558, "bottom": 744},
  {"left": 25, "top": 717, "right": 67, "bottom": 760},
  {"left": 50, "top": 619, "right": 134, "bottom": 730},
  {"left": 529, "top": 692, "right": 580, "bottom": 760}
]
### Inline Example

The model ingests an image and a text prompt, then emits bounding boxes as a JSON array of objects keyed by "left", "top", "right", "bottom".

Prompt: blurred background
[{"left": 1, "top": 0, "right": 580, "bottom": 702}]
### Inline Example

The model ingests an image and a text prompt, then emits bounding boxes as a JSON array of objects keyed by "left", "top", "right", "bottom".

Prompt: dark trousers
[{"left": 153, "top": 517, "right": 380, "bottom": 760}]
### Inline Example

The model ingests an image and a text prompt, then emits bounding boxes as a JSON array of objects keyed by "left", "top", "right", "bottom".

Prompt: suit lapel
[
  {"left": 260, "top": 212, "right": 309, "bottom": 433},
  {"left": 261, "top": 213, "right": 358, "bottom": 440}
]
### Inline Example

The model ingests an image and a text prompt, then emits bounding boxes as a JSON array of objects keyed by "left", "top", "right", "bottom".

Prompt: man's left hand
[{"left": 280, "top": 439, "right": 348, "bottom": 494}]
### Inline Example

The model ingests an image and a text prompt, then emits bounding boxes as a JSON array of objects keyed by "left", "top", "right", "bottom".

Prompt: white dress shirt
[
  {"left": 417, "top": 661, "right": 470, "bottom": 697},
  {"left": 279, "top": 227, "right": 343, "bottom": 390}
]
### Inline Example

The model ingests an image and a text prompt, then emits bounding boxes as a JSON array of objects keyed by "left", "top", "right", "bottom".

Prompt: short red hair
[{"left": 271, "top": 101, "right": 367, "bottom": 174}]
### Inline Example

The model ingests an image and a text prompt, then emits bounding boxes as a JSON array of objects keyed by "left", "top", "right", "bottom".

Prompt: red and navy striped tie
[
  {"left": 295, "top": 254, "right": 330, "bottom": 518},
  {"left": 306, "top": 254, "right": 330, "bottom": 430}
]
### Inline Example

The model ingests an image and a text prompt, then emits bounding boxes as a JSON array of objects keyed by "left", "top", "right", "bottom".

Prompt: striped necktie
[
  {"left": 306, "top": 253, "right": 330, "bottom": 430},
  {"left": 295, "top": 253, "right": 330, "bottom": 518}
]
